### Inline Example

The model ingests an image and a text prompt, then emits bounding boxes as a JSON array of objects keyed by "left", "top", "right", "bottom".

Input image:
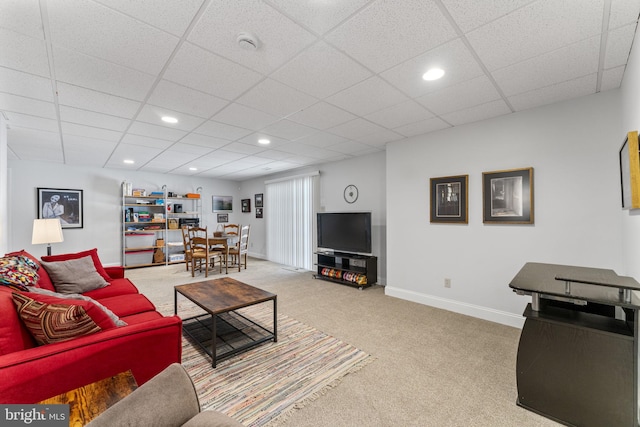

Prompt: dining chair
[
  {"left": 188, "top": 227, "right": 223, "bottom": 277},
  {"left": 228, "top": 225, "right": 250, "bottom": 272},
  {"left": 180, "top": 226, "right": 197, "bottom": 272},
  {"left": 223, "top": 223, "right": 240, "bottom": 235}
]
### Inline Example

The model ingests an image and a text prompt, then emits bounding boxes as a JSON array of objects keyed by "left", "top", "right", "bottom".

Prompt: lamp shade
[{"left": 32, "top": 219, "right": 64, "bottom": 245}]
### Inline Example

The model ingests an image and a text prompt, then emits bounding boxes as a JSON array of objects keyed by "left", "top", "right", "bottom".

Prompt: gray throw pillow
[{"left": 41, "top": 256, "right": 109, "bottom": 294}]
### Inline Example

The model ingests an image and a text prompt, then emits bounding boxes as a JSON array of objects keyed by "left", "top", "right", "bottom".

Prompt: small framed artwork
[
  {"left": 482, "top": 167, "right": 534, "bottom": 224},
  {"left": 256, "top": 207, "right": 263, "bottom": 218},
  {"left": 212, "top": 195, "right": 233, "bottom": 213},
  {"left": 430, "top": 175, "right": 468, "bottom": 224},
  {"left": 241, "top": 198, "right": 251, "bottom": 213},
  {"left": 217, "top": 213, "right": 229, "bottom": 223},
  {"left": 37, "top": 188, "right": 83, "bottom": 229},
  {"left": 255, "top": 193, "right": 263, "bottom": 208},
  {"left": 619, "top": 131, "right": 640, "bottom": 209}
]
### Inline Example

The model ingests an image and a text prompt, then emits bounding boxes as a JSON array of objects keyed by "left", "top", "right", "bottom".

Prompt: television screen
[{"left": 317, "top": 212, "right": 372, "bottom": 255}]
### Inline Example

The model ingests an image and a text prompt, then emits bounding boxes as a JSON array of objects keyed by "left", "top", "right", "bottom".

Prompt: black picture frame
[
  {"left": 430, "top": 175, "right": 468, "bottom": 224},
  {"left": 37, "top": 187, "right": 83, "bottom": 229},
  {"left": 217, "top": 213, "right": 229, "bottom": 223},
  {"left": 256, "top": 207, "right": 263, "bottom": 218},
  {"left": 242, "top": 198, "right": 251, "bottom": 213},
  {"left": 212, "top": 195, "right": 233, "bottom": 213},
  {"left": 255, "top": 193, "right": 263, "bottom": 208},
  {"left": 482, "top": 167, "right": 534, "bottom": 224}
]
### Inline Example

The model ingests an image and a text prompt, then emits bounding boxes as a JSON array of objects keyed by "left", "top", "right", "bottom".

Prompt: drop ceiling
[{"left": 1, "top": 0, "right": 639, "bottom": 181}]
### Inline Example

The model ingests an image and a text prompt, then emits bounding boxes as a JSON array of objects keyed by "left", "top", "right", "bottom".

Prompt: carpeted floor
[{"left": 128, "top": 258, "right": 560, "bottom": 426}]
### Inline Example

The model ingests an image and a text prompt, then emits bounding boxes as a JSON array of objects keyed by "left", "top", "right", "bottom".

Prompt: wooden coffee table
[{"left": 174, "top": 277, "right": 277, "bottom": 367}]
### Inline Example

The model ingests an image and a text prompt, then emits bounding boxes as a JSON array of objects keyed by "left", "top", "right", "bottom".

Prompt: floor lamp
[{"left": 32, "top": 218, "right": 64, "bottom": 256}]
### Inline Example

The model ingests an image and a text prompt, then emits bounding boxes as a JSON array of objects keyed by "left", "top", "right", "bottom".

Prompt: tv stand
[{"left": 313, "top": 251, "right": 377, "bottom": 289}]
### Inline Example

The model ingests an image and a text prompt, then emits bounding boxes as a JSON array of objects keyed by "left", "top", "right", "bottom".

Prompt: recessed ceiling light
[
  {"left": 123, "top": 159, "right": 135, "bottom": 164},
  {"left": 237, "top": 32, "right": 260, "bottom": 50},
  {"left": 422, "top": 68, "right": 445, "bottom": 81},
  {"left": 258, "top": 138, "right": 270, "bottom": 145},
  {"left": 161, "top": 116, "right": 178, "bottom": 124},
  {"left": 189, "top": 167, "right": 197, "bottom": 171}
]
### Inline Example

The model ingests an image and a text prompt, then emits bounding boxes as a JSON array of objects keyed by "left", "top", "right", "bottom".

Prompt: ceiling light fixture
[
  {"left": 258, "top": 138, "right": 271, "bottom": 145},
  {"left": 237, "top": 32, "right": 260, "bottom": 50},
  {"left": 123, "top": 159, "right": 135, "bottom": 164},
  {"left": 189, "top": 167, "right": 197, "bottom": 171},
  {"left": 161, "top": 116, "right": 178, "bottom": 124},
  {"left": 422, "top": 68, "right": 445, "bottom": 81}
]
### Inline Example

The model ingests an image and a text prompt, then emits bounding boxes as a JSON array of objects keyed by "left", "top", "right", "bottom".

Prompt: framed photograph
[
  {"left": 37, "top": 188, "right": 83, "bottom": 229},
  {"left": 619, "top": 131, "right": 640, "bottom": 209},
  {"left": 482, "top": 167, "right": 534, "bottom": 224},
  {"left": 217, "top": 213, "right": 229, "bottom": 223},
  {"left": 255, "top": 193, "right": 263, "bottom": 208},
  {"left": 212, "top": 195, "right": 233, "bottom": 213},
  {"left": 241, "top": 198, "right": 251, "bottom": 213},
  {"left": 430, "top": 175, "right": 468, "bottom": 224},
  {"left": 256, "top": 207, "right": 263, "bottom": 218}
]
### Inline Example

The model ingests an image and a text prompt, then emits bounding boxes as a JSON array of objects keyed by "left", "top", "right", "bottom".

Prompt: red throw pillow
[{"left": 42, "top": 248, "right": 113, "bottom": 282}]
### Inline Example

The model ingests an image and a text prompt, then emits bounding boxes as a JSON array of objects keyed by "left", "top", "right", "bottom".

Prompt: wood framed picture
[
  {"left": 212, "top": 195, "right": 233, "bottom": 213},
  {"left": 241, "top": 198, "right": 251, "bottom": 213},
  {"left": 482, "top": 167, "right": 534, "bottom": 224},
  {"left": 430, "top": 175, "right": 468, "bottom": 224},
  {"left": 37, "top": 187, "right": 83, "bottom": 229},
  {"left": 619, "top": 130, "right": 640, "bottom": 209},
  {"left": 217, "top": 213, "right": 228, "bottom": 223},
  {"left": 255, "top": 193, "right": 263, "bottom": 208}
]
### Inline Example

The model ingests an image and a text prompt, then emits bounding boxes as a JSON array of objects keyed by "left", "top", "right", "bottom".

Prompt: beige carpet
[{"left": 128, "top": 259, "right": 560, "bottom": 427}]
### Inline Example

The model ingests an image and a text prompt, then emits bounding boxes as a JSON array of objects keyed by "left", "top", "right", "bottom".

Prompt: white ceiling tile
[
  {"left": 328, "top": 118, "right": 387, "bottom": 140},
  {"left": 355, "top": 129, "right": 404, "bottom": 145},
  {"left": 509, "top": 74, "right": 597, "bottom": 112},
  {"left": 142, "top": 149, "right": 204, "bottom": 172},
  {"left": 416, "top": 75, "right": 501, "bottom": 115},
  {"left": 295, "top": 131, "right": 349, "bottom": 148},
  {"left": 364, "top": 100, "right": 433, "bottom": 129},
  {"left": 56, "top": 82, "right": 141, "bottom": 118},
  {"left": 467, "top": 0, "right": 603, "bottom": 71},
  {"left": 61, "top": 122, "right": 123, "bottom": 142},
  {"left": 200, "top": 149, "right": 246, "bottom": 162},
  {"left": 194, "top": 120, "right": 253, "bottom": 141},
  {"left": 127, "top": 121, "right": 187, "bottom": 141},
  {"left": 164, "top": 42, "right": 264, "bottom": 100},
  {"left": 601, "top": 65, "right": 626, "bottom": 91},
  {"left": 492, "top": 36, "right": 600, "bottom": 96},
  {"left": 287, "top": 102, "right": 357, "bottom": 130},
  {"left": 236, "top": 78, "right": 317, "bottom": 118},
  {"left": 93, "top": 0, "right": 205, "bottom": 36},
  {"left": 0, "top": 68, "right": 53, "bottom": 101},
  {"left": 136, "top": 105, "right": 205, "bottom": 132},
  {"left": 53, "top": 46, "right": 155, "bottom": 100},
  {"left": 221, "top": 142, "right": 266, "bottom": 155},
  {"left": 188, "top": 1, "right": 316, "bottom": 74},
  {"left": 0, "top": 28, "right": 50, "bottom": 77},
  {"left": 63, "top": 134, "right": 117, "bottom": 167},
  {"left": 441, "top": 0, "right": 535, "bottom": 32},
  {"left": 327, "top": 140, "right": 375, "bottom": 154},
  {"left": 393, "top": 117, "right": 450, "bottom": 137},
  {"left": 325, "top": 0, "right": 457, "bottom": 73},
  {"left": 211, "top": 103, "right": 279, "bottom": 131},
  {"left": 609, "top": 0, "right": 640, "bottom": 29},
  {"left": 0, "top": 93, "right": 56, "bottom": 119},
  {"left": 441, "top": 99, "right": 511, "bottom": 126},
  {"left": 147, "top": 80, "right": 229, "bottom": 118},
  {"left": 7, "top": 128, "right": 63, "bottom": 162},
  {"left": 326, "top": 76, "right": 409, "bottom": 116},
  {"left": 105, "top": 143, "right": 163, "bottom": 169},
  {"left": 59, "top": 106, "right": 131, "bottom": 131},
  {"left": 277, "top": 141, "right": 328, "bottom": 156},
  {"left": 180, "top": 133, "right": 230, "bottom": 150},
  {"left": 381, "top": 38, "right": 485, "bottom": 98},
  {"left": 237, "top": 132, "right": 289, "bottom": 149},
  {"left": 605, "top": 23, "right": 637, "bottom": 68},
  {"left": 47, "top": 0, "right": 179, "bottom": 75},
  {"left": 254, "top": 150, "right": 296, "bottom": 161},
  {"left": 267, "top": 0, "right": 371, "bottom": 35},
  {"left": 167, "top": 142, "right": 214, "bottom": 156},
  {"left": 0, "top": 0, "right": 44, "bottom": 39},
  {"left": 120, "top": 133, "right": 175, "bottom": 149},
  {"left": 259, "top": 120, "right": 317, "bottom": 141},
  {"left": 4, "top": 112, "right": 59, "bottom": 133},
  {"left": 270, "top": 41, "right": 372, "bottom": 99}
]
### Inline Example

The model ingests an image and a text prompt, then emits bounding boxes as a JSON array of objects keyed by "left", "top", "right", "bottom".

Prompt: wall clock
[{"left": 344, "top": 184, "right": 358, "bottom": 204}]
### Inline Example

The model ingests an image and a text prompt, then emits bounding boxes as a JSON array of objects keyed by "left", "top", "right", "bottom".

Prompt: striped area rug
[{"left": 160, "top": 301, "right": 375, "bottom": 427}]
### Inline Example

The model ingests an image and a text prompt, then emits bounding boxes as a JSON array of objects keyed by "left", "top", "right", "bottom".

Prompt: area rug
[{"left": 158, "top": 300, "right": 375, "bottom": 427}]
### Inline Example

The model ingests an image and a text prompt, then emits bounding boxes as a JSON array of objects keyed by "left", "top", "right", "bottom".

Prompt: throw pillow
[
  {"left": 26, "top": 287, "right": 127, "bottom": 327},
  {"left": 42, "top": 248, "right": 113, "bottom": 282},
  {"left": 0, "top": 255, "right": 40, "bottom": 291},
  {"left": 12, "top": 292, "right": 104, "bottom": 345},
  {"left": 41, "top": 256, "right": 109, "bottom": 294},
  {"left": 4, "top": 250, "right": 54, "bottom": 290}
]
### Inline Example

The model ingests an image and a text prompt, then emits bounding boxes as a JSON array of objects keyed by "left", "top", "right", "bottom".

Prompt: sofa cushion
[
  {"left": 83, "top": 277, "right": 138, "bottom": 299},
  {"left": 41, "top": 256, "right": 109, "bottom": 294},
  {"left": 120, "top": 310, "right": 163, "bottom": 325},
  {"left": 42, "top": 248, "right": 113, "bottom": 282},
  {"left": 0, "top": 255, "right": 40, "bottom": 291},
  {"left": 12, "top": 292, "right": 115, "bottom": 345},
  {"left": 4, "top": 250, "right": 54, "bottom": 290},
  {"left": 0, "top": 288, "right": 36, "bottom": 355},
  {"left": 97, "top": 294, "right": 156, "bottom": 318}
]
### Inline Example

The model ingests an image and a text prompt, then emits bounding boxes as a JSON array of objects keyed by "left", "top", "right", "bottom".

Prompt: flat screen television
[{"left": 317, "top": 212, "right": 372, "bottom": 255}]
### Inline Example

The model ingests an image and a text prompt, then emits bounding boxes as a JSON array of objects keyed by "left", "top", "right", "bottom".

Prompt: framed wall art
[
  {"left": 217, "top": 213, "right": 229, "bottom": 223},
  {"left": 37, "top": 187, "right": 83, "bottom": 229},
  {"left": 256, "top": 207, "right": 263, "bottom": 218},
  {"left": 241, "top": 198, "right": 251, "bottom": 213},
  {"left": 255, "top": 193, "right": 263, "bottom": 208},
  {"left": 619, "top": 130, "right": 640, "bottom": 209},
  {"left": 482, "top": 167, "right": 534, "bottom": 224},
  {"left": 430, "top": 175, "right": 468, "bottom": 224},
  {"left": 212, "top": 195, "right": 233, "bottom": 213}
]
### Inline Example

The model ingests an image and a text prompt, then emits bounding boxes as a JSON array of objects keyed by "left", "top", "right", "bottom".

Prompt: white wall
[
  {"left": 621, "top": 27, "right": 640, "bottom": 279},
  {"left": 386, "top": 90, "right": 623, "bottom": 327},
  {"left": 0, "top": 116, "right": 7, "bottom": 255},
  {"left": 7, "top": 160, "right": 240, "bottom": 265}
]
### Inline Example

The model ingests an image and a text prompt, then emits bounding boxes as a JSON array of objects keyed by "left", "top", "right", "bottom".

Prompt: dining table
[{"left": 208, "top": 234, "right": 238, "bottom": 274}]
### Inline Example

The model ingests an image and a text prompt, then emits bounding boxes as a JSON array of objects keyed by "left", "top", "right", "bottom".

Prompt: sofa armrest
[
  {"left": 0, "top": 315, "right": 182, "bottom": 403},
  {"left": 104, "top": 266, "right": 125, "bottom": 279}
]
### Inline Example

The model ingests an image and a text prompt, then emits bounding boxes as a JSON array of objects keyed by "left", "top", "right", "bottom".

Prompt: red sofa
[{"left": 0, "top": 249, "right": 182, "bottom": 403}]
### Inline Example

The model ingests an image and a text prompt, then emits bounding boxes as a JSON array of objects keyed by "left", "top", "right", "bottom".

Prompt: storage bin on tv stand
[{"left": 313, "top": 251, "right": 377, "bottom": 290}]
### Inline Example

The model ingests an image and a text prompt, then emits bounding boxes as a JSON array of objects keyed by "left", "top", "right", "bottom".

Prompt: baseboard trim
[{"left": 384, "top": 286, "right": 525, "bottom": 329}]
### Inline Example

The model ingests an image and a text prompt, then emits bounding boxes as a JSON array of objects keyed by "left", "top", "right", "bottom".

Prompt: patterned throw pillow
[
  {"left": 12, "top": 292, "right": 103, "bottom": 345},
  {"left": 0, "top": 256, "right": 40, "bottom": 291}
]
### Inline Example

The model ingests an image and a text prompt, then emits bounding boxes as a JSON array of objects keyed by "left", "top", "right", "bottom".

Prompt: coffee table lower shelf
[{"left": 182, "top": 310, "right": 275, "bottom": 367}]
